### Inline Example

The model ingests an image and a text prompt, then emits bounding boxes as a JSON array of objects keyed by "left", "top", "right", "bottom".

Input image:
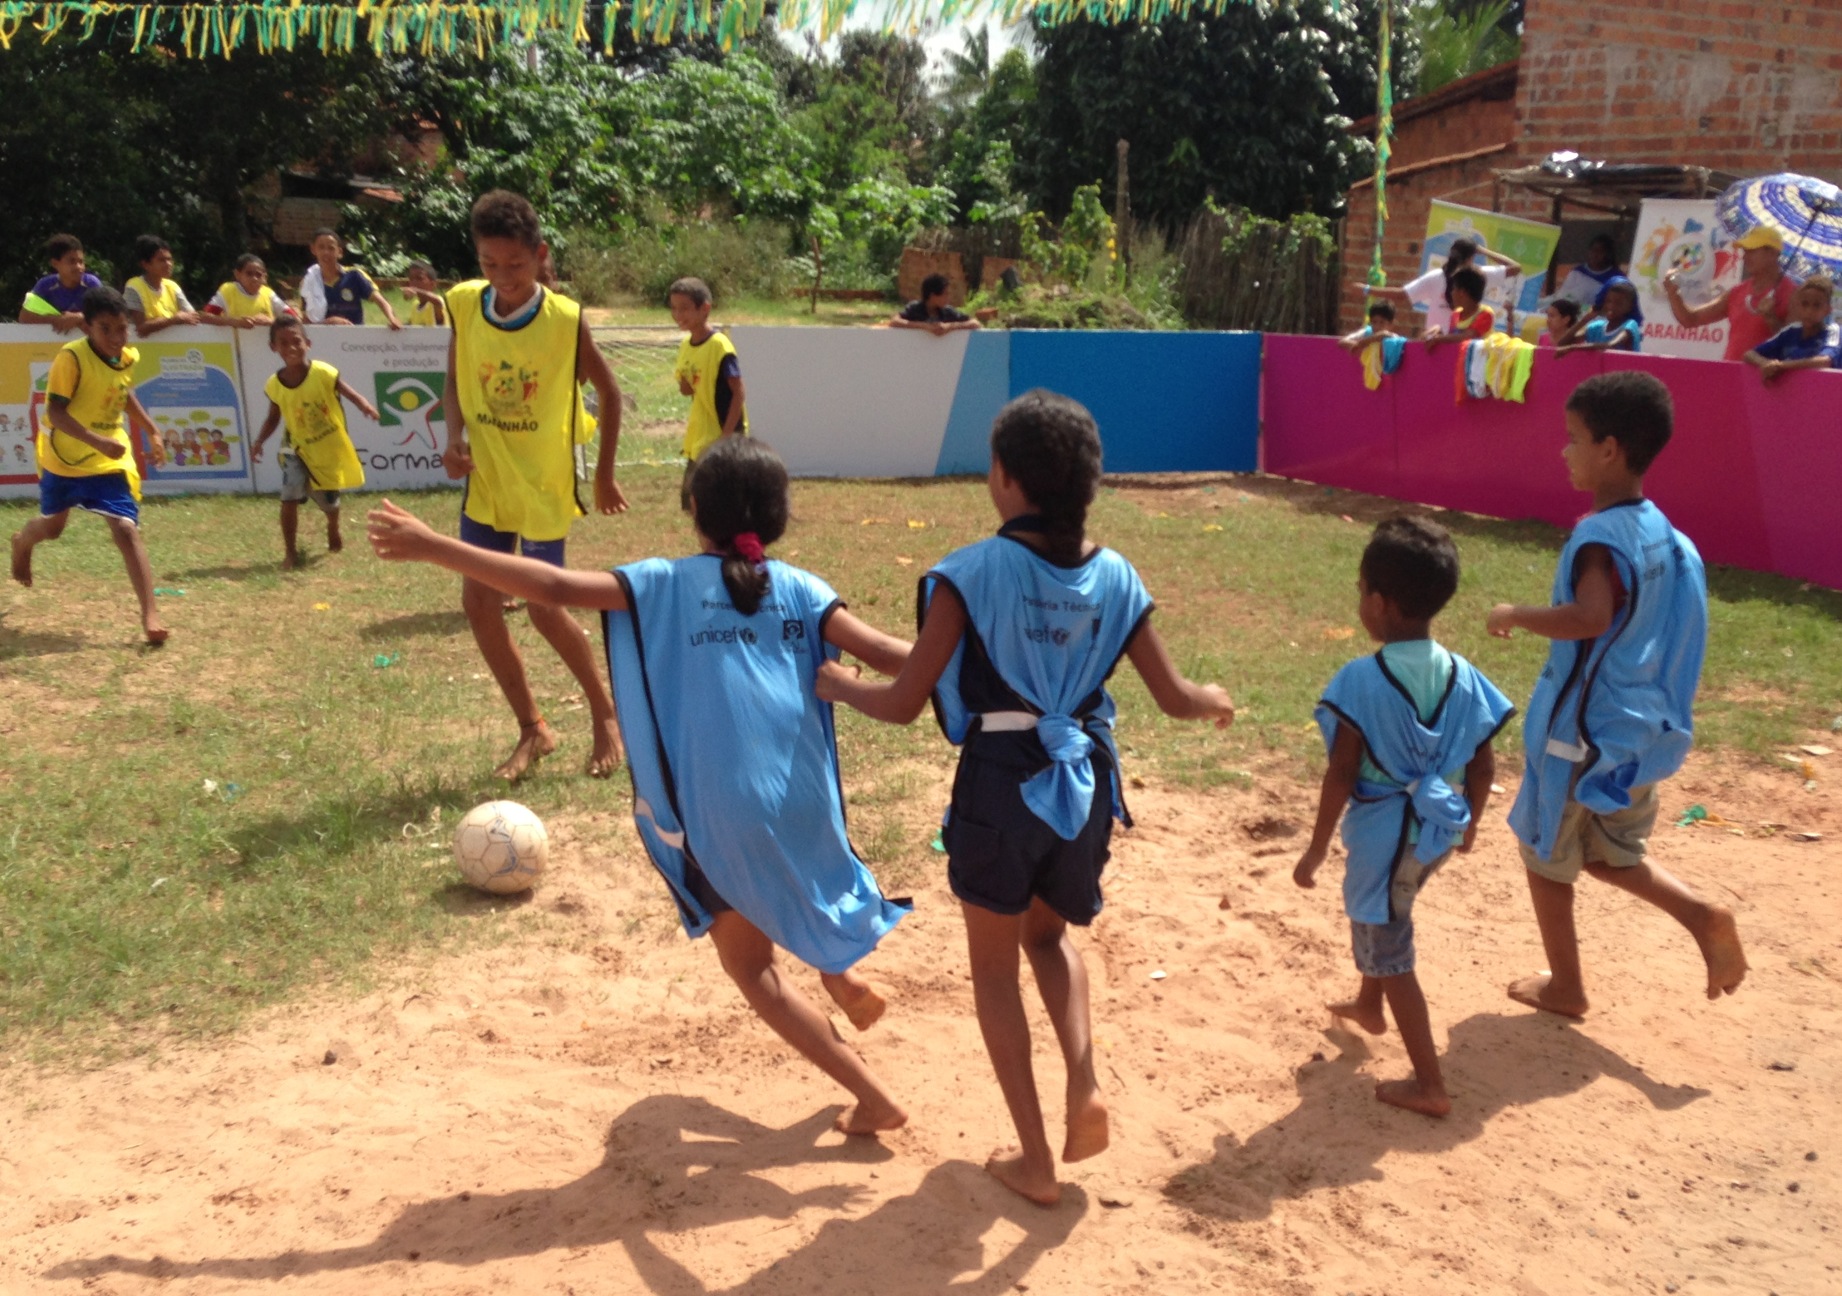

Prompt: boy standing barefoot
[
  {"left": 1295, "top": 517, "right": 1514, "bottom": 1117},
  {"left": 1489, "top": 372, "right": 1747, "bottom": 1016},
  {"left": 444, "top": 190, "right": 626, "bottom": 781}
]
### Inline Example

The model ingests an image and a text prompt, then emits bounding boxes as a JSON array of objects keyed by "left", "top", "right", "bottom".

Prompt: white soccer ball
[{"left": 453, "top": 801, "right": 549, "bottom": 894}]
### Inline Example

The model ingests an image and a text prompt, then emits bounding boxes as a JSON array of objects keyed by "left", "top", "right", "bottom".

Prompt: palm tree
[
  {"left": 1409, "top": 0, "right": 1520, "bottom": 95},
  {"left": 937, "top": 25, "right": 991, "bottom": 113}
]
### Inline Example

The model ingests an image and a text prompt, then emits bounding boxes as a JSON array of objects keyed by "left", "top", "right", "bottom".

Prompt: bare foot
[
  {"left": 494, "top": 720, "right": 557, "bottom": 782},
  {"left": 822, "top": 973, "right": 889, "bottom": 1031},
  {"left": 1375, "top": 1077, "right": 1451, "bottom": 1118},
  {"left": 985, "top": 1148, "right": 1060, "bottom": 1207},
  {"left": 327, "top": 529, "right": 343, "bottom": 553},
  {"left": 834, "top": 1096, "right": 907, "bottom": 1135},
  {"left": 1695, "top": 906, "right": 1748, "bottom": 1000},
  {"left": 1507, "top": 972, "right": 1588, "bottom": 1018},
  {"left": 586, "top": 716, "right": 624, "bottom": 779},
  {"left": 1328, "top": 997, "right": 1387, "bottom": 1035},
  {"left": 11, "top": 531, "right": 33, "bottom": 586},
  {"left": 143, "top": 618, "right": 171, "bottom": 647},
  {"left": 1062, "top": 1091, "right": 1110, "bottom": 1163},
  {"left": 284, "top": 549, "right": 305, "bottom": 570}
]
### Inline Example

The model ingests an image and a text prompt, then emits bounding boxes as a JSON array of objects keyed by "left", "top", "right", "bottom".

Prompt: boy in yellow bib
[
  {"left": 669, "top": 276, "right": 746, "bottom": 509},
  {"left": 124, "top": 235, "right": 201, "bottom": 337},
  {"left": 10, "top": 287, "right": 171, "bottom": 645},
  {"left": 203, "top": 254, "right": 294, "bottom": 329},
  {"left": 441, "top": 189, "right": 628, "bottom": 781},
  {"left": 402, "top": 260, "right": 447, "bottom": 327},
  {"left": 252, "top": 318, "right": 379, "bottom": 568}
]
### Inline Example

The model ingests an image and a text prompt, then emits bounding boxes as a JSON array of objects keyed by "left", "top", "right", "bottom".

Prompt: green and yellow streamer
[{"left": 1367, "top": 0, "right": 1393, "bottom": 289}]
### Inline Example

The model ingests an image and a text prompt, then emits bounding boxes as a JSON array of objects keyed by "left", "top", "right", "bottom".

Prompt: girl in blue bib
[
  {"left": 818, "top": 390, "right": 1236, "bottom": 1206},
  {"left": 367, "top": 437, "right": 914, "bottom": 1138}
]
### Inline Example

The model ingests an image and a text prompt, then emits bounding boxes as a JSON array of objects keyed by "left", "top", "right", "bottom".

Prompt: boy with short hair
[
  {"left": 202, "top": 254, "right": 293, "bottom": 328},
  {"left": 1423, "top": 267, "right": 1493, "bottom": 349},
  {"left": 301, "top": 228, "right": 402, "bottom": 330},
  {"left": 444, "top": 189, "right": 626, "bottom": 780},
  {"left": 18, "top": 234, "right": 103, "bottom": 333},
  {"left": 9, "top": 287, "right": 170, "bottom": 644},
  {"left": 1341, "top": 300, "right": 1406, "bottom": 389},
  {"left": 1339, "top": 299, "right": 1397, "bottom": 351},
  {"left": 124, "top": 235, "right": 200, "bottom": 336},
  {"left": 1744, "top": 275, "right": 1840, "bottom": 382},
  {"left": 1541, "top": 298, "right": 1583, "bottom": 347},
  {"left": 251, "top": 317, "right": 378, "bottom": 568},
  {"left": 891, "top": 271, "right": 980, "bottom": 336},
  {"left": 669, "top": 276, "right": 746, "bottom": 511},
  {"left": 401, "top": 260, "right": 447, "bottom": 327},
  {"left": 1488, "top": 371, "right": 1747, "bottom": 1017},
  {"left": 1295, "top": 516, "right": 1514, "bottom": 1118}
]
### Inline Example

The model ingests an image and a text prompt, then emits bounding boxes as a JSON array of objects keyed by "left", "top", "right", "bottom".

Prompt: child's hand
[
  {"left": 144, "top": 431, "right": 166, "bottom": 467},
  {"left": 1198, "top": 683, "right": 1236, "bottom": 729},
  {"left": 386, "top": 317, "right": 404, "bottom": 331},
  {"left": 594, "top": 475, "right": 629, "bottom": 515},
  {"left": 367, "top": 498, "right": 438, "bottom": 561},
  {"left": 1293, "top": 843, "right": 1327, "bottom": 889},
  {"left": 250, "top": 440, "right": 263, "bottom": 464},
  {"left": 677, "top": 376, "right": 694, "bottom": 397},
  {"left": 176, "top": 311, "right": 200, "bottom": 326},
  {"left": 54, "top": 312, "right": 83, "bottom": 334},
  {"left": 1760, "top": 359, "right": 1785, "bottom": 382},
  {"left": 1459, "top": 822, "right": 1479, "bottom": 853},
  {"left": 814, "top": 659, "right": 861, "bottom": 704},
  {"left": 442, "top": 439, "right": 474, "bottom": 480},
  {"left": 354, "top": 399, "right": 380, "bottom": 422},
  {"left": 1486, "top": 603, "right": 1519, "bottom": 638},
  {"left": 235, "top": 316, "right": 256, "bottom": 330}
]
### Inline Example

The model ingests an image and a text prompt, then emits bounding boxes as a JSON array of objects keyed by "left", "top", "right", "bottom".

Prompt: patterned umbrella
[{"left": 1716, "top": 173, "right": 1842, "bottom": 280}]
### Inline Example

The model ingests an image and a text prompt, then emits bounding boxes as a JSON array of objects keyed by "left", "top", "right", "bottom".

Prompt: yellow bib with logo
[
  {"left": 264, "top": 360, "right": 366, "bottom": 492},
  {"left": 449, "top": 281, "right": 585, "bottom": 541},
  {"left": 38, "top": 339, "right": 142, "bottom": 499},
  {"left": 218, "top": 281, "right": 284, "bottom": 320},
  {"left": 407, "top": 296, "right": 440, "bottom": 327},
  {"left": 127, "top": 276, "right": 182, "bottom": 321},
  {"left": 674, "top": 329, "right": 746, "bottom": 460}
]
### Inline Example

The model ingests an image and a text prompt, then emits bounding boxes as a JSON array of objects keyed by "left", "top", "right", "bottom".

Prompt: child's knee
[{"left": 104, "top": 515, "right": 140, "bottom": 544}]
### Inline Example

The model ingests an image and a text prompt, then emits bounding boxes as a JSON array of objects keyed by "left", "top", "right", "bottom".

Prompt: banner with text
[
  {"left": 1628, "top": 199, "right": 1741, "bottom": 360},
  {"left": 1422, "top": 200, "right": 1562, "bottom": 334}
]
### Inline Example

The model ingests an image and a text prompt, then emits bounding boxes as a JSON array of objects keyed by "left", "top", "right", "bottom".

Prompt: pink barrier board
[{"left": 1262, "top": 334, "right": 1842, "bottom": 590}]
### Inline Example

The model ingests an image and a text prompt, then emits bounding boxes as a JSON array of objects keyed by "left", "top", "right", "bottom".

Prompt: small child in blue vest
[
  {"left": 818, "top": 389, "right": 1235, "bottom": 1206},
  {"left": 1295, "top": 516, "right": 1514, "bottom": 1118},
  {"left": 1488, "top": 371, "right": 1747, "bottom": 1017}
]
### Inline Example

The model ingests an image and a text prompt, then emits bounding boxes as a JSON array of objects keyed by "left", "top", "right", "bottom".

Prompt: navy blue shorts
[
  {"left": 458, "top": 512, "right": 566, "bottom": 567},
  {"left": 944, "top": 739, "right": 1115, "bottom": 926},
  {"left": 39, "top": 470, "right": 138, "bottom": 524}
]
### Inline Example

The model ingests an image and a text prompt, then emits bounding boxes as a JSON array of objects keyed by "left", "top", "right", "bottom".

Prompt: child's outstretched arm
[
  {"left": 1295, "top": 721, "right": 1362, "bottom": 888},
  {"left": 335, "top": 376, "right": 380, "bottom": 423},
  {"left": 250, "top": 401, "right": 281, "bottom": 463},
  {"left": 1487, "top": 543, "right": 1618, "bottom": 641},
  {"left": 816, "top": 588, "right": 968, "bottom": 723},
  {"left": 579, "top": 316, "right": 627, "bottom": 515},
  {"left": 1459, "top": 741, "right": 1497, "bottom": 852},
  {"left": 823, "top": 610, "right": 911, "bottom": 678},
  {"left": 1123, "top": 621, "right": 1235, "bottom": 726},
  {"left": 125, "top": 391, "right": 166, "bottom": 466},
  {"left": 368, "top": 500, "right": 627, "bottom": 610}
]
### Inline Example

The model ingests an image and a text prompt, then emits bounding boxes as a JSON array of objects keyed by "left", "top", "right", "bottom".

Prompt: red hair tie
[{"left": 733, "top": 532, "right": 766, "bottom": 567}]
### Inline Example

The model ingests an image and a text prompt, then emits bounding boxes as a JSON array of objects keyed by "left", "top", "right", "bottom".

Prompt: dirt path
[{"left": 3, "top": 751, "right": 1839, "bottom": 1295}]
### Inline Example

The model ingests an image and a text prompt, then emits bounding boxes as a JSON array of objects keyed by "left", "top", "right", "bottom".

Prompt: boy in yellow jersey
[
  {"left": 402, "top": 260, "right": 447, "bottom": 327},
  {"left": 124, "top": 235, "right": 201, "bottom": 337},
  {"left": 10, "top": 287, "right": 171, "bottom": 645},
  {"left": 669, "top": 276, "right": 746, "bottom": 510},
  {"left": 203, "top": 254, "right": 294, "bottom": 329},
  {"left": 442, "top": 189, "right": 627, "bottom": 781},
  {"left": 251, "top": 318, "right": 378, "bottom": 568}
]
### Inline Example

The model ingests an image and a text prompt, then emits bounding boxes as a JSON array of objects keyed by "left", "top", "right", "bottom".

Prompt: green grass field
[{"left": 3, "top": 470, "right": 1837, "bottom": 1063}]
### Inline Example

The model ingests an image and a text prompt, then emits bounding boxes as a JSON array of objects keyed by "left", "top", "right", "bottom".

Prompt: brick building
[{"left": 1338, "top": 0, "right": 1842, "bottom": 330}]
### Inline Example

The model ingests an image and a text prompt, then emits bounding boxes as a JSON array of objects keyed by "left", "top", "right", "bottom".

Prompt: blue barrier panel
[
  {"left": 1008, "top": 330, "right": 1262, "bottom": 473},
  {"left": 933, "top": 330, "right": 1013, "bottom": 475}
]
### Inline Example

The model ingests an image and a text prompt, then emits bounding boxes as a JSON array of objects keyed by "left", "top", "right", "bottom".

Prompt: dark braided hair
[
  {"left": 989, "top": 389, "right": 1103, "bottom": 567},
  {"left": 688, "top": 436, "right": 790, "bottom": 615}
]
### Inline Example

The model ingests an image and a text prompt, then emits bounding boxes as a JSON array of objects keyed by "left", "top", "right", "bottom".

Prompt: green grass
[{"left": 3, "top": 471, "right": 1839, "bottom": 1060}]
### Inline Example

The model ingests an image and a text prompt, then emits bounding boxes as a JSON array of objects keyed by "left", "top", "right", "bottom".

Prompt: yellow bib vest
[
  {"left": 449, "top": 281, "right": 584, "bottom": 541},
  {"left": 217, "top": 281, "right": 285, "bottom": 320},
  {"left": 126, "top": 275, "right": 182, "bottom": 321},
  {"left": 39, "top": 339, "right": 142, "bottom": 499},
  {"left": 674, "top": 328, "right": 746, "bottom": 461},
  {"left": 264, "top": 360, "right": 366, "bottom": 492}
]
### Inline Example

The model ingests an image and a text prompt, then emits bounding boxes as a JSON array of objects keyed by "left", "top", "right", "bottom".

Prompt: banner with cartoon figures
[
  {"left": 1421, "top": 201, "right": 1562, "bottom": 334},
  {"left": 1629, "top": 199, "right": 1742, "bottom": 360},
  {"left": 233, "top": 328, "right": 457, "bottom": 496}
]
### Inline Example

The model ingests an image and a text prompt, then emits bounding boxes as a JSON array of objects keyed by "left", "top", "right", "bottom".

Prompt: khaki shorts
[{"left": 1520, "top": 783, "right": 1659, "bottom": 884}]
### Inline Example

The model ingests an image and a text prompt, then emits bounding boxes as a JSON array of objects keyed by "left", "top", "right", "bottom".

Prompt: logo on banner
[{"left": 375, "top": 372, "right": 446, "bottom": 448}]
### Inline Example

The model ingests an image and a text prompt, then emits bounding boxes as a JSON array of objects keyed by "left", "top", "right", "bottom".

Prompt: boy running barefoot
[
  {"left": 1295, "top": 517, "right": 1514, "bottom": 1118},
  {"left": 444, "top": 190, "right": 627, "bottom": 781},
  {"left": 10, "top": 287, "right": 170, "bottom": 644},
  {"left": 1490, "top": 372, "right": 1747, "bottom": 1016}
]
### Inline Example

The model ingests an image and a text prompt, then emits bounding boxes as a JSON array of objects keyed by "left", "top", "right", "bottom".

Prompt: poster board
[
  {"left": 1422, "top": 200, "right": 1562, "bottom": 333},
  {"left": 1628, "top": 199, "right": 1741, "bottom": 360}
]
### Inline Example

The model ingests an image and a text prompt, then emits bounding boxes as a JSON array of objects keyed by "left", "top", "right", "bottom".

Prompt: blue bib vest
[
  {"left": 1508, "top": 499, "right": 1707, "bottom": 861},
  {"left": 1317, "top": 651, "right": 1515, "bottom": 924},
  {"left": 925, "top": 524, "right": 1154, "bottom": 841},
  {"left": 603, "top": 556, "right": 907, "bottom": 973}
]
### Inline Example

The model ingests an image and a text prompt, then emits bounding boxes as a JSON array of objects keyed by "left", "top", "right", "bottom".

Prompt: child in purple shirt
[{"left": 17, "top": 234, "right": 103, "bottom": 333}]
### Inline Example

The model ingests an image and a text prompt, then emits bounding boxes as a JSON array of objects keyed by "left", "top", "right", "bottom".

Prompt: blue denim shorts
[{"left": 1349, "top": 850, "right": 1445, "bottom": 978}]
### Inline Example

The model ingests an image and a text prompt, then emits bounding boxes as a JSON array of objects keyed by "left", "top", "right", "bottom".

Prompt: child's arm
[
  {"left": 124, "top": 391, "right": 165, "bottom": 466},
  {"left": 1459, "top": 741, "right": 1496, "bottom": 852},
  {"left": 440, "top": 332, "right": 473, "bottom": 480},
  {"left": 250, "top": 400, "right": 282, "bottom": 462},
  {"left": 1122, "top": 621, "right": 1235, "bottom": 725},
  {"left": 45, "top": 402, "right": 126, "bottom": 460},
  {"left": 375, "top": 286, "right": 404, "bottom": 331},
  {"left": 1662, "top": 274, "right": 1727, "bottom": 327},
  {"left": 368, "top": 499, "right": 628, "bottom": 609},
  {"left": 823, "top": 610, "right": 911, "bottom": 678},
  {"left": 1294, "top": 721, "right": 1362, "bottom": 888},
  {"left": 335, "top": 376, "right": 380, "bottom": 423},
  {"left": 1487, "top": 543, "right": 1619, "bottom": 640},
  {"left": 578, "top": 316, "right": 627, "bottom": 515},
  {"left": 1338, "top": 327, "right": 1374, "bottom": 352},
  {"left": 720, "top": 372, "right": 745, "bottom": 437},
  {"left": 430, "top": 295, "right": 446, "bottom": 327},
  {"left": 816, "top": 588, "right": 969, "bottom": 723}
]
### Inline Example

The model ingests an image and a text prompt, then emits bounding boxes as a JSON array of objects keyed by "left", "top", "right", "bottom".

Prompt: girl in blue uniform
[
  {"left": 367, "top": 438, "right": 914, "bottom": 1137},
  {"left": 819, "top": 390, "right": 1236, "bottom": 1206}
]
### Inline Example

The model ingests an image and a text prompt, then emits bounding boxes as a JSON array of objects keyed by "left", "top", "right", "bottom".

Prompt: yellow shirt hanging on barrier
[
  {"left": 39, "top": 338, "right": 143, "bottom": 499},
  {"left": 264, "top": 360, "right": 366, "bottom": 492}
]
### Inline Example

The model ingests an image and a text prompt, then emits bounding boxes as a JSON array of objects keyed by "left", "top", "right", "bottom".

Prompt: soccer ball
[{"left": 453, "top": 801, "right": 548, "bottom": 894}]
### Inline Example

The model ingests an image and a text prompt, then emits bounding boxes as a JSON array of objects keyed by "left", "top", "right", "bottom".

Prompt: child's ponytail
[
  {"left": 990, "top": 390, "right": 1104, "bottom": 568},
  {"left": 688, "top": 437, "right": 791, "bottom": 617}
]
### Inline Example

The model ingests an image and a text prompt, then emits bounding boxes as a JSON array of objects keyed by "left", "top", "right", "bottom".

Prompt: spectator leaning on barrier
[
  {"left": 1553, "top": 234, "right": 1636, "bottom": 321},
  {"left": 1743, "top": 275, "right": 1841, "bottom": 383},
  {"left": 891, "top": 273, "right": 980, "bottom": 336},
  {"left": 1422, "top": 268, "right": 1494, "bottom": 350},
  {"left": 1663, "top": 225, "right": 1798, "bottom": 362},
  {"left": 1558, "top": 278, "right": 1642, "bottom": 356},
  {"left": 18, "top": 233, "right": 102, "bottom": 333},
  {"left": 124, "top": 235, "right": 200, "bottom": 337},
  {"left": 1368, "top": 238, "right": 1521, "bottom": 339},
  {"left": 1541, "top": 298, "right": 1584, "bottom": 347}
]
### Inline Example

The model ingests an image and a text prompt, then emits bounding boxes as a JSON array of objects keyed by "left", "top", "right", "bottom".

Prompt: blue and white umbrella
[{"left": 1717, "top": 172, "right": 1842, "bottom": 280}]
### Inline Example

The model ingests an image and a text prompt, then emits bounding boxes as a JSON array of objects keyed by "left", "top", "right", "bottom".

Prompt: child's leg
[
  {"left": 103, "top": 515, "right": 167, "bottom": 645},
  {"left": 1509, "top": 870, "right": 1590, "bottom": 1018},
  {"left": 10, "top": 510, "right": 69, "bottom": 586},
  {"left": 279, "top": 500, "right": 302, "bottom": 566},
  {"left": 819, "top": 967, "right": 888, "bottom": 1032},
  {"left": 461, "top": 573, "right": 556, "bottom": 780},
  {"left": 524, "top": 601, "right": 624, "bottom": 777},
  {"left": 1582, "top": 860, "right": 1747, "bottom": 998},
  {"left": 961, "top": 900, "right": 1060, "bottom": 1206},
  {"left": 1375, "top": 971, "right": 1450, "bottom": 1117},
  {"left": 1328, "top": 976, "right": 1388, "bottom": 1036},
  {"left": 1018, "top": 898, "right": 1108, "bottom": 1163},
  {"left": 706, "top": 911, "right": 906, "bottom": 1135},
  {"left": 316, "top": 494, "right": 343, "bottom": 552}
]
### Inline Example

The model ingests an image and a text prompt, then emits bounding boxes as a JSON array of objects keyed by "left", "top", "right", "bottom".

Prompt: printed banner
[
  {"left": 1628, "top": 199, "right": 1742, "bottom": 360},
  {"left": 1422, "top": 201, "right": 1562, "bottom": 334}
]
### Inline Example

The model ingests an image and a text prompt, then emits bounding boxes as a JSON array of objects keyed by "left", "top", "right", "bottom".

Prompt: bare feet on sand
[
  {"left": 986, "top": 1148, "right": 1060, "bottom": 1207},
  {"left": 1695, "top": 906, "right": 1748, "bottom": 1000},
  {"left": 144, "top": 617, "right": 170, "bottom": 647},
  {"left": 494, "top": 720, "right": 557, "bottom": 782},
  {"left": 1375, "top": 1077, "right": 1451, "bottom": 1118},
  {"left": 834, "top": 1097, "right": 907, "bottom": 1136},
  {"left": 11, "top": 531, "right": 32, "bottom": 586},
  {"left": 1328, "top": 998, "right": 1388, "bottom": 1035},
  {"left": 823, "top": 975, "right": 888, "bottom": 1032},
  {"left": 1062, "top": 1092, "right": 1110, "bottom": 1163},
  {"left": 1507, "top": 972, "right": 1588, "bottom": 1018},
  {"left": 586, "top": 717, "right": 624, "bottom": 779}
]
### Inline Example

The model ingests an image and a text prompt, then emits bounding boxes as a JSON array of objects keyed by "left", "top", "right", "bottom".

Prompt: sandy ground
[{"left": 2, "top": 749, "right": 1839, "bottom": 1296}]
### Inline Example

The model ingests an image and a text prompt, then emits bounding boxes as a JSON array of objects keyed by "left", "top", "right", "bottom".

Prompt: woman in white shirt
[{"left": 1368, "top": 238, "right": 1521, "bottom": 337}]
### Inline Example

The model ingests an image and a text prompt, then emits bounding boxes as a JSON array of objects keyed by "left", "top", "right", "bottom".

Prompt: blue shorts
[
  {"left": 1348, "top": 850, "right": 1446, "bottom": 978},
  {"left": 458, "top": 512, "right": 566, "bottom": 566},
  {"left": 39, "top": 470, "right": 138, "bottom": 524}
]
